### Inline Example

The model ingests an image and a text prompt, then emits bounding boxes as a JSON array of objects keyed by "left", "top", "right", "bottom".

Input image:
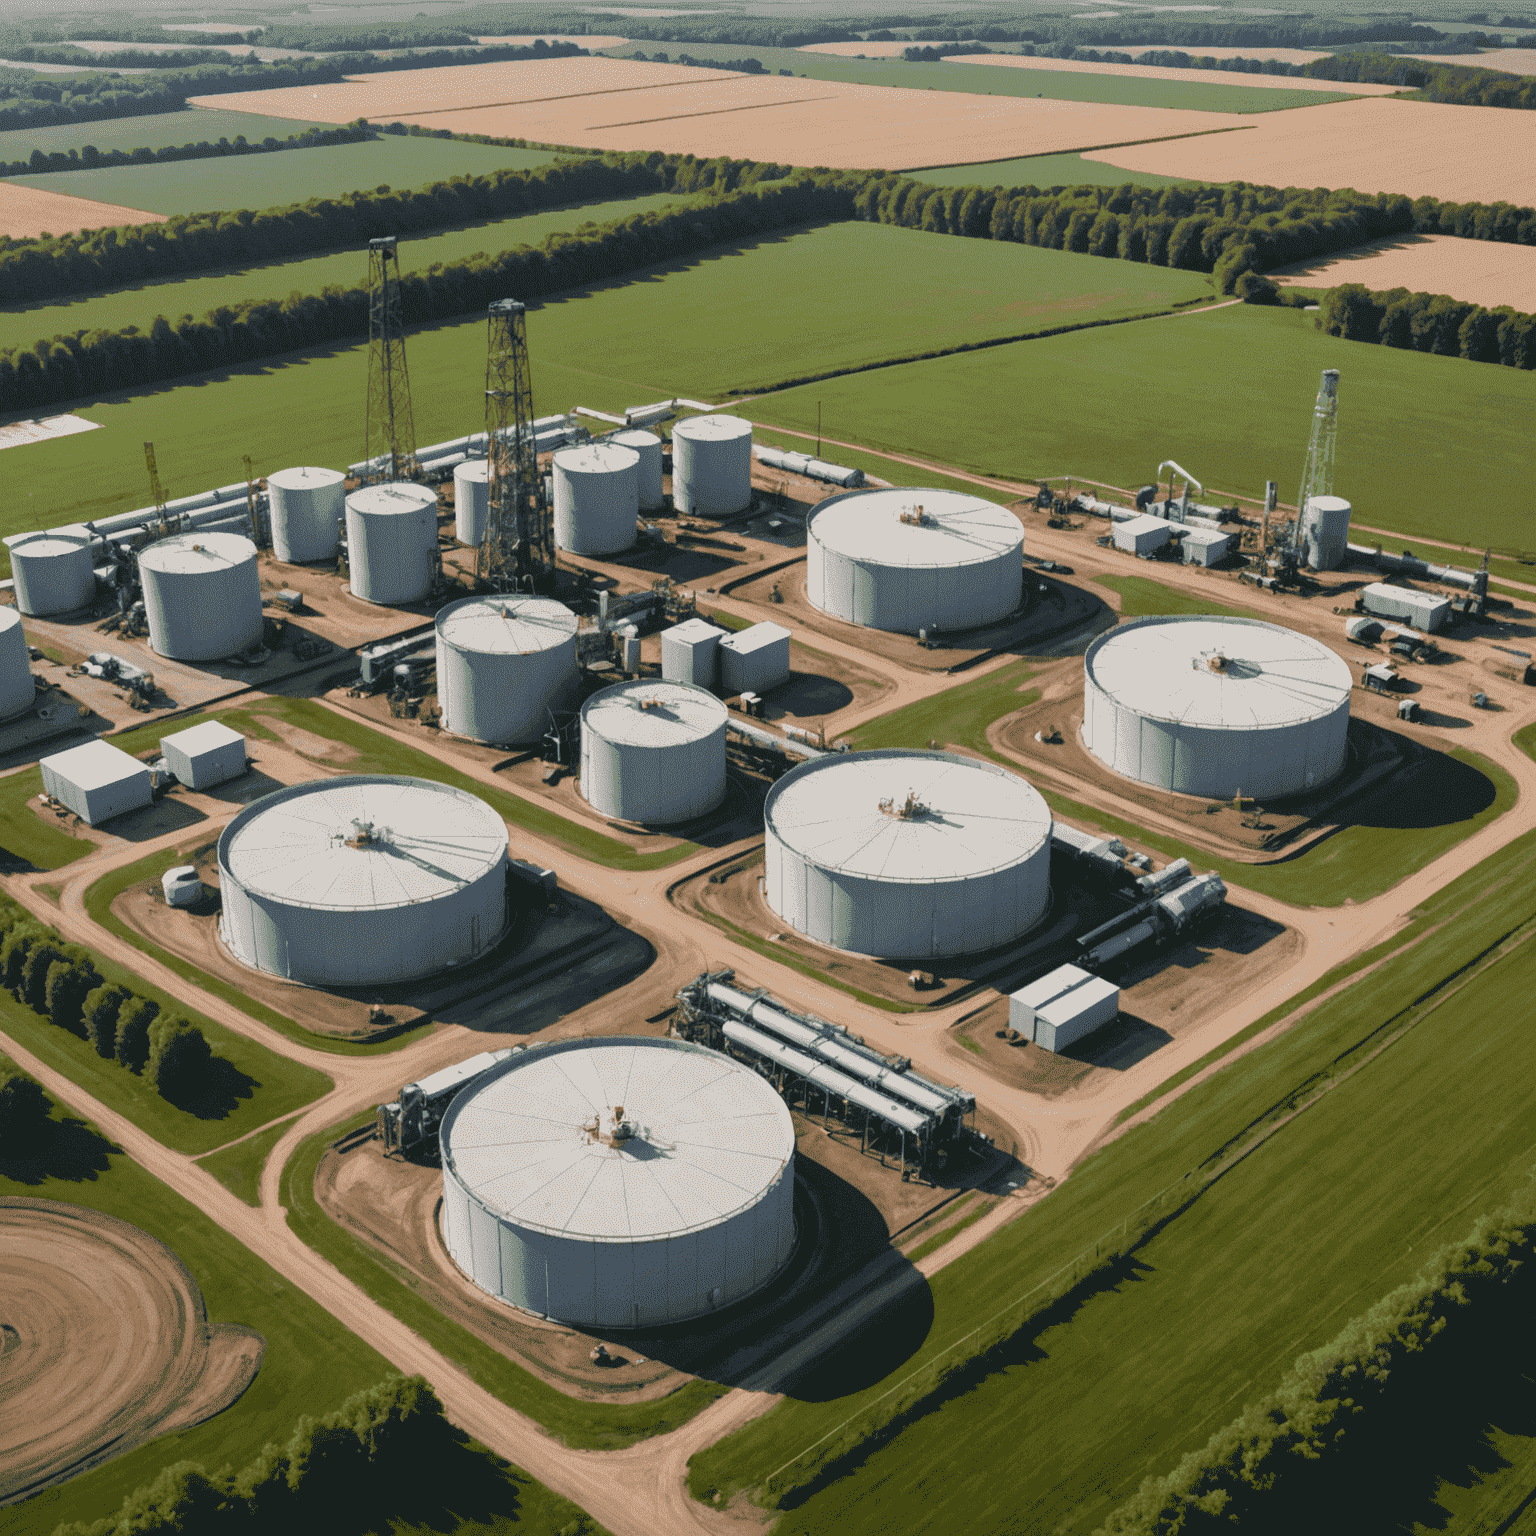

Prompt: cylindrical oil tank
[
  {"left": 1082, "top": 615, "right": 1353, "bottom": 800},
  {"left": 580, "top": 679, "right": 727, "bottom": 824},
  {"left": 218, "top": 774, "right": 508, "bottom": 986},
  {"left": 10, "top": 532, "right": 96, "bottom": 616},
  {"left": 345, "top": 482, "right": 439, "bottom": 605},
  {"left": 454, "top": 460, "right": 490, "bottom": 546},
  {"left": 441, "top": 1035, "right": 796, "bottom": 1328},
  {"left": 764, "top": 749, "right": 1052, "bottom": 959},
  {"left": 435, "top": 594, "right": 578, "bottom": 745},
  {"left": 671, "top": 414, "right": 752, "bottom": 517},
  {"left": 1301, "top": 495, "right": 1352, "bottom": 571},
  {"left": 268, "top": 465, "right": 345, "bottom": 563},
  {"left": 807, "top": 486, "right": 1023, "bottom": 634},
  {"left": 0, "top": 608, "right": 36, "bottom": 719},
  {"left": 609, "top": 428, "right": 664, "bottom": 512},
  {"left": 138, "top": 532, "right": 263, "bottom": 662},
  {"left": 553, "top": 443, "right": 639, "bottom": 556}
]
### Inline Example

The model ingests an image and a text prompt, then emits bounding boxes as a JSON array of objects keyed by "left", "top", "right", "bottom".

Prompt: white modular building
[
  {"left": 345, "top": 482, "right": 440, "bottom": 605},
  {"left": 552, "top": 442, "right": 639, "bottom": 556},
  {"left": 453, "top": 460, "right": 490, "bottom": 546},
  {"left": 609, "top": 429, "right": 664, "bottom": 512},
  {"left": 1009, "top": 963, "right": 1093, "bottom": 1038},
  {"left": 1112, "top": 514, "right": 1174, "bottom": 557},
  {"left": 1180, "top": 527, "right": 1233, "bottom": 567},
  {"left": 440, "top": 1035, "right": 796, "bottom": 1329},
  {"left": 9, "top": 531, "right": 96, "bottom": 616},
  {"left": 160, "top": 720, "right": 246, "bottom": 790},
  {"left": 218, "top": 775, "right": 508, "bottom": 986},
  {"left": 660, "top": 617, "right": 726, "bottom": 688},
  {"left": 40, "top": 739, "right": 152, "bottom": 825},
  {"left": 268, "top": 466, "right": 345, "bottom": 563},
  {"left": 579, "top": 680, "right": 727, "bottom": 825},
  {"left": 1033, "top": 974, "right": 1120, "bottom": 1054},
  {"left": 1360, "top": 582, "right": 1452, "bottom": 634},
  {"left": 1082, "top": 615, "right": 1353, "bottom": 800},
  {"left": 720, "top": 621, "right": 791, "bottom": 695},
  {"left": 0, "top": 608, "right": 35, "bottom": 719},
  {"left": 1301, "top": 495, "right": 1351, "bottom": 571},
  {"left": 806, "top": 487, "right": 1023, "bottom": 634},
  {"left": 435, "top": 594, "right": 578, "bottom": 745},
  {"left": 138, "top": 532, "right": 264, "bottom": 662},
  {"left": 764, "top": 749, "right": 1053, "bottom": 960},
  {"left": 671, "top": 414, "right": 753, "bottom": 517}
]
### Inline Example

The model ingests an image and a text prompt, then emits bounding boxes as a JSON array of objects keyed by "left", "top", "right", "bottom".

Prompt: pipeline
[{"left": 1346, "top": 542, "right": 1486, "bottom": 594}]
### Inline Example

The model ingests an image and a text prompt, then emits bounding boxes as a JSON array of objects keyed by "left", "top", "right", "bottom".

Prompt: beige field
[
  {"left": 946, "top": 51, "right": 1401, "bottom": 95},
  {"left": 0, "top": 181, "right": 162, "bottom": 239},
  {"left": 1124, "top": 44, "right": 1331, "bottom": 65},
  {"left": 1406, "top": 47, "right": 1536, "bottom": 73},
  {"left": 1089, "top": 96, "right": 1536, "bottom": 206},
  {"left": 1271, "top": 232, "right": 1536, "bottom": 311}
]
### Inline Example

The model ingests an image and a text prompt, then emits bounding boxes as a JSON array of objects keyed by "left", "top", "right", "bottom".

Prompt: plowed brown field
[
  {"left": 947, "top": 51, "right": 1401, "bottom": 95},
  {"left": 1272, "top": 232, "right": 1536, "bottom": 311},
  {"left": 0, "top": 181, "right": 161, "bottom": 239}
]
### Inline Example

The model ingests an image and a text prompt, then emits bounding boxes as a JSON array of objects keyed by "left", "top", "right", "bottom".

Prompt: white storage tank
[
  {"left": 40, "top": 739, "right": 152, "bottom": 825},
  {"left": 1082, "top": 615, "right": 1353, "bottom": 800},
  {"left": 660, "top": 617, "right": 726, "bottom": 687},
  {"left": 720, "top": 621, "right": 791, "bottom": 695},
  {"left": 268, "top": 466, "right": 345, "bottom": 563},
  {"left": 580, "top": 679, "right": 727, "bottom": 825},
  {"left": 1301, "top": 495, "right": 1351, "bottom": 572},
  {"left": 441, "top": 1035, "right": 795, "bottom": 1328},
  {"left": 162, "top": 865, "right": 202, "bottom": 908},
  {"left": 160, "top": 720, "right": 246, "bottom": 790},
  {"left": 0, "top": 608, "right": 35, "bottom": 719},
  {"left": 807, "top": 487, "right": 1023, "bottom": 634},
  {"left": 218, "top": 774, "right": 508, "bottom": 987},
  {"left": 672, "top": 414, "right": 752, "bottom": 518},
  {"left": 1113, "top": 514, "right": 1174, "bottom": 556},
  {"left": 9, "top": 531, "right": 96, "bottom": 616},
  {"left": 345, "top": 481, "right": 440, "bottom": 605},
  {"left": 764, "top": 749, "right": 1053, "bottom": 960},
  {"left": 454, "top": 460, "right": 490, "bottom": 546},
  {"left": 553, "top": 442, "right": 639, "bottom": 557},
  {"left": 138, "top": 532, "right": 264, "bottom": 662},
  {"left": 609, "top": 429, "right": 664, "bottom": 512},
  {"left": 435, "top": 594, "right": 578, "bottom": 746}
]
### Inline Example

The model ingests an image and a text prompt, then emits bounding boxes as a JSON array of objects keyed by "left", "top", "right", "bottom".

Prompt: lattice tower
[
  {"left": 363, "top": 236, "right": 418, "bottom": 484},
  {"left": 1296, "top": 368, "right": 1339, "bottom": 520}
]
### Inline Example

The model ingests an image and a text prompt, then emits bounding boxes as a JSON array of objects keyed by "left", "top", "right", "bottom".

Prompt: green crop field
[
  {"left": 0, "top": 189, "right": 708, "bottom": 356},
  {"left": 0, "top": 105, "right": 335, "bottom": 161},
  {"left": 910, "top": 151, "right": 1197, "bottom": 189},
  {"left": 7, "top": 135, "right": 561, "bottom": 217},
  {"left": 690, "top": 825, "right": 1536, "bottom": 1531},
  {"left": 603, "top": 43, "right": 1354, "bottom": 113}
]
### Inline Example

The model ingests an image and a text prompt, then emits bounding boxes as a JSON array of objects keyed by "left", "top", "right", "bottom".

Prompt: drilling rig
[{"left": 362, "top": 235, "right": 418, "bottom": 484}]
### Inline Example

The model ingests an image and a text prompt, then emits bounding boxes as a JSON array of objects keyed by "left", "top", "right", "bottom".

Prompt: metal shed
[
  {"left": 720, "top": 621, "right": 791, "bottom": 695},
  {"left": 660, "top": 618, "right": 727, "bottom": 688},
  {"left": 40, "top": 739, "right": 152, "bottom": 825},
  {"left": 1033, "top": 974, "right": 1120, "bottom": 1054},
  {"left": 160, "top": 720, "right": 246, "bottom": 790},
  {"left": 1179, "top": 527, "right": 1233, "bottom": 567},
  {"left": 1112, "top": 514, "right": 1174, "bottom": 556},
  {"left": 1360, "top": 583, "right": 1451, "bottom": 634}
]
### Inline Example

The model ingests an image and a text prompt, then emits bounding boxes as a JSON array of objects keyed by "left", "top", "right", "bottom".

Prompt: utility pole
[
  {"left": 816, "top": 400, "right": 822, "bottom": 459},
  {"left": 363, "top": 235, "right": 417, "bottom": 484}
]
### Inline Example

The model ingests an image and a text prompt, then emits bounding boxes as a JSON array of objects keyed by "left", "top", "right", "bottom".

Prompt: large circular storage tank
[
  {"left": 436, "top": 594, "right": 578, "bottom": 745},
  {"left": 454, "top": 460, "right": 489, "bottom": 546},
  {"left": 10, "top": 532, "right": 96, "bottom": 616},
  {"left": 553, "top": 443, "right": 638, "bottom": 556},
  {"left": 580, "top": 679, "right": 727, "bottom": 825},
  {"left": 0, "top": 608, "right": 36, "bottom": 719},
  {"left": 807, "top": 487, "right": 1023, "bottom": 634},
  {"left": 138, "top": 532, "right": 263, "bottom": 662},
  {"left": 218, "top": 774, "right": 508, "bottom": 987},
  {"left": 268, "top": 465, "right": 345, "bottom": 563},
  {"left": 672, "top": 414, "right": 752, "bottom": 518},
  {"left": 441, "top": 1035, "right": 795, "bottom": 1328},
  {"left": 1082, "top": 615, "right": 1353, "bottom": 800},
  {"left": 764, "top": 749, "right": 1052, "bottom": 959},
  {"left": 1300, "top": 495, "right": 1351, "bottom": 572},
  {"left": 345, "top": 482, "right": 439, "bottom": 605},
  {"left": 609, "top": 429, "right": 664, "bottom": 512}
]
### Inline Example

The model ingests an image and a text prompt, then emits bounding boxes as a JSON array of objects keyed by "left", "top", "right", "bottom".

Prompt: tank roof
[
  {"left": 137, "top": 531, "right": 255, "bottom": 574},
  {"left": 580, "top": 679, "right": 727, "bottom": 747},
  {"left": 1085, "top": 615, "right": 1353, "bottom": 731},
  {"left": 455, "top": 460, "right": 490, "bottom": 482},
  {"left": 346, "top": 481, "right": 438, "bottom": 515},
  {"left": 609, "top": 428, "right": 660, "bottom": 448},
  {"left": 436, "top": 594, "right": 577, "bottom": 656},
  {"left": 219, "top": 774, "right": 506, "bottom": 911},
  {"left": 765, "top": 749, "right": 1052, "bottom": 883},
  {"left": 672, "top": 413, "right": 751, "bottom": 442},
  {"left": 0, "top": 608, "right": 19, "bottom": 634},
  {"left": 442, "top": 1036, "right": 794, "bottom": 1241},
  {"left": 268, "top": 465, "right": 344, "bottom": 489},
  {"left": 552, "top": 442, "right": 638, "bottom": 474},
  {"left": 810, "top": 487, "right": 1023, "bottom": 568},
  {"left": 10, "top": 532, "right": 89, "bottom": 557}
]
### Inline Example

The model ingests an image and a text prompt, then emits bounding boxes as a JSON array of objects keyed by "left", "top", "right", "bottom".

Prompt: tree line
[
  {"left": 1, "top": 122, "right": 371, "bottom": 179},
  {"left": 1302, "top": 49, "right": 1536, "bottom": 109},
  {"left": 0, "top": 896, "right": 218, "bottom": 1105},
  {"left": 2, "top": 43, "right": 240, "bottom": 68},
  {"left": 1318, "top": 282, "right": 1536, "bottom": 368},
  {"left": 0, "top": 1059, "right": 54, "bottom": 1152}
]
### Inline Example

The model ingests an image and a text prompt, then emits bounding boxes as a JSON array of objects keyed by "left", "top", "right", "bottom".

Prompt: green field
[
  {"left": 0, "top": 189, "right": 707, "bottom": 356},
  {"left": 604, "top": 43, "right": 1354, "bottom": 113},
  {"left": 0, "top": 104, "right": 335, "bottom": 161},
  {"left": 909, "top": 151, "right": 1197, "bottom": 189},
  {"left": 195, "top": 1113, "right": 300, "bottom": 1205},
  {"left": 690, "top": 824, "right": 1536, "bottom": 1531},
  {"left": 7, "top": 135, "right": 560, "bottom": 216}
]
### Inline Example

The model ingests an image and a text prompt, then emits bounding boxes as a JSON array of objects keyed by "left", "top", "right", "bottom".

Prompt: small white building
[
  {"left": 1179, "top": 527, "right": 1233, "bottom": 567},
  {"left": 1360, "top": 582, "right": 1451, "bottom": 634},
  {"left": 1112, "top": 514, "right": 1174, "bottom": 557},
  {"left": 719, "top": 621, "right": 791, "bottom": 695},
  {"left": 1009, "top": 963, "right": 1093, "bottom": 1038},
  {"left": 40, "top": 739, "right": 152, "bottom": 826},
  {"left": 160, "top": 720, "right": 247, "bottom": 790},
  {"left": 660, "top": 618, "right": 727, "bottom": 688},
  {"left": 1009, "top": 964, "right": 1121, "bottom": 1053}
]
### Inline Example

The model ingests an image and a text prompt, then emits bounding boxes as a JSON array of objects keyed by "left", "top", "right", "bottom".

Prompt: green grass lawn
[
  {"left": 0, "top": 104, "right": 335, "bottom": 161},
  {"left": 6, "top": 135, "right": 560, "bottom": 217},
  {"left": 194, "top": 1113, "right": 300, "bottom": 1205},
  {"left": 0, "top": 189, "right": 705, "bottom": 356},
  {"left": 1096, "top": 572, "right": 1265, "bottom": 619},
  {"left": 0, "top": 767, "right": 97, "bottom": 871},
  {"left": 689, "top": 822, "right": 1536, "bottom": 1527},
  {"left": 909, "top": 151, "right": 1198, "bottom": 189}
]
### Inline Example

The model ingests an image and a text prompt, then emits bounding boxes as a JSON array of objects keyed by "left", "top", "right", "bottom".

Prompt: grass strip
[
  {"left": 196, "top": 1113, "right": 302, "bottom": 1206},
  {"left": 1095, "top": 572, "right": 1266, "bottom": 620},
  {"left": 908, "top": 1202, "right": 993, "bottom": 1263},
  {"left": 281, "top": 1112, "right": 730, "bottom": 1448}
]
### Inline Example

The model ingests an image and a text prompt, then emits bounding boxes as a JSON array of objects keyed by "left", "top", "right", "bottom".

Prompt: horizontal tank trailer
[{"left": 377, "top": 1047, "right": 519, "bottom": 1156}]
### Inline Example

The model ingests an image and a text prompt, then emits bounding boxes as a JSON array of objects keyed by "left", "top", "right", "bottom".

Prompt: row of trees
[
  {"left": 0, "top": 899, "right": 216, "bottom": 1103},
  {"left": 1, "top": 122, "right": 371, "bottom": 179},
  {"left": 1303, "top": 49, "right": 1536, "bottom": 108},
  {"left": 0, "top": 1061, "right": 53, "bottom": 1153},
  {"left": 1, "top": 43, "right": 238, "bottom": 68},
  {"left": 1319, "top": 282, "right": 1536, "bottom": 367}
]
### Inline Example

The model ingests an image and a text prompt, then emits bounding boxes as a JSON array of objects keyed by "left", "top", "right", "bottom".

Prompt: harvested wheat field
[
  {"left": 1405, "top": 47, "right": 1536, "bottom": 74},
  {"left": 1272, "top": 233, "right": 1536, "bottom": 311},
  {"left": 0, "top": 1198, "right": 263, "bottom": 1506},
  {"left": 1089, "top": 97, "right": 1536, "bottom": 206},
  {"left": 948, "top": 52, "right": 1403, "bottom": 95},
  {"left": 1124, "top": 44, "right": 1332, "bottom": 65},
  {"left": 0, "top": 180, "right": 161, "bottom": 239}
]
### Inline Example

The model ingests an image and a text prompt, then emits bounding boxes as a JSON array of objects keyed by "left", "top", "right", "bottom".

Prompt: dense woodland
[{"left": 0, "top": 123, "right": 371, "bottom": 180}]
